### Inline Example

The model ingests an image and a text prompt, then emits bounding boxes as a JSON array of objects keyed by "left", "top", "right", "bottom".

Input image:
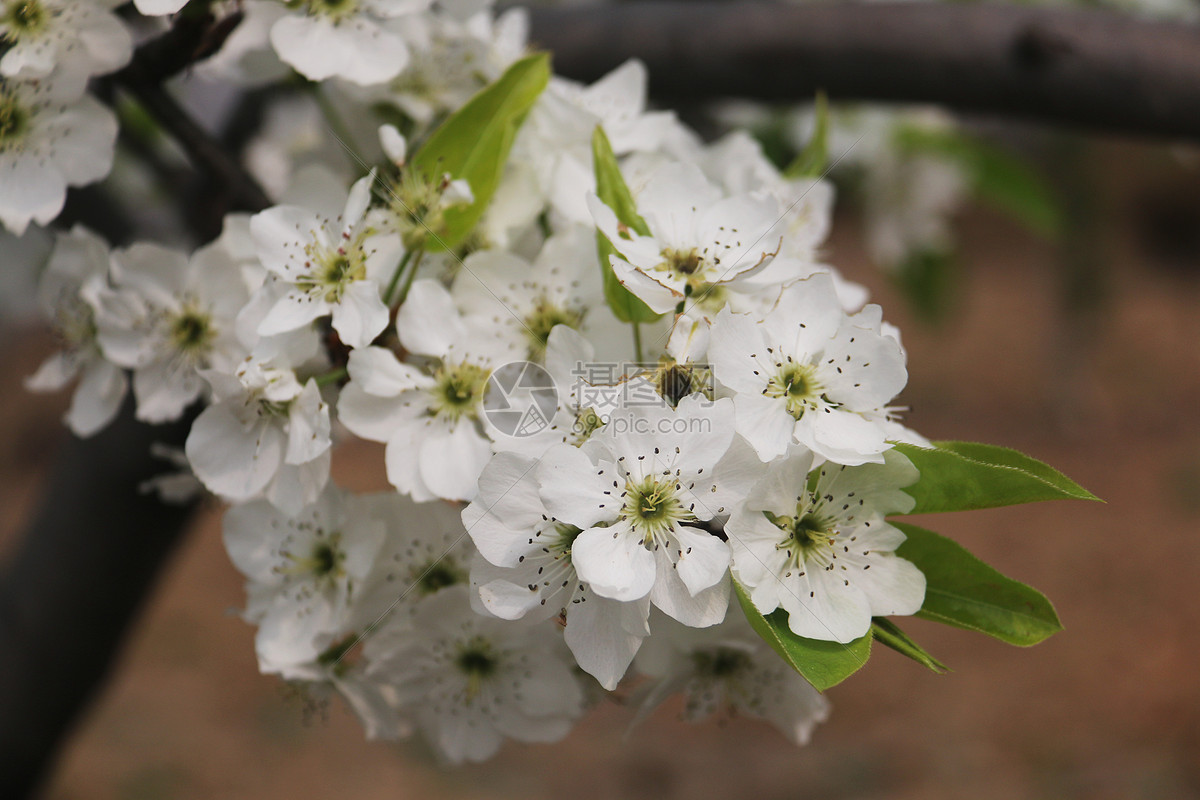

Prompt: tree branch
[
  {"left": 530, "top": 1, "right": 1200, "bottom": 141},
  {"left": 106, "top": 6, "right": 271, "bottom": 213},
  {"left": 0, "top": 404, "right": 200, "bottom": 798}
]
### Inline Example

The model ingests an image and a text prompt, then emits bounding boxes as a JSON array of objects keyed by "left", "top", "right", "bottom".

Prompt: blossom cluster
[{"left": 17, "top": 0, "right": 1042, "bottom": 765}]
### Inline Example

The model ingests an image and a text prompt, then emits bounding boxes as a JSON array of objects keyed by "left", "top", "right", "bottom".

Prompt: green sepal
[
  {"left": 893, "top": 441, "right": 1099, "bottom": 514},
  {"left": 410, "top": 53, "right": 551, "bottom": 251},
  {"left": 895, "top": 522, "right": 1063, "bottom": 646},
  {"left": 871, "top": 618, "right": 949, "bottom": 673},
  {"left": 734, "top": 580, "right": 872, "bottom": 692},
  {"left": 590, "top": 126, "right": 661, "bottom": 323}
]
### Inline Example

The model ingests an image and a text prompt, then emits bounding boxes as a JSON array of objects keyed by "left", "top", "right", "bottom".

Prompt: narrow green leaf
[
  {"left": 410, "top": 52, "right": 551, "bottom": 251},
  {"left": 591, "top": 126, "right": 661, "bottom": 323},
  {"left": 871, "top": 618, "right": 949, "bottom": 673},
  {"left": 894, "top": 126, "right": 1062, "bottom": 238},
  {"left": 784, "top": 91, "right": 829, "bottom": 179},
  {"left": 895, "top": 523, "right": 1063, "bottom": 646},
  {"left": 893, "top": 441, "right": 1099, "bottom": 514},
  {"left": 734, "top": 580, "right": 871, "bottom": 691}
]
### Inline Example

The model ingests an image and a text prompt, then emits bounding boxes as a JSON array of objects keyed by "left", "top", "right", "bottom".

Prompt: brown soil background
[{"left": 2, "top": 140, "right": 1198, "bottom": 800}]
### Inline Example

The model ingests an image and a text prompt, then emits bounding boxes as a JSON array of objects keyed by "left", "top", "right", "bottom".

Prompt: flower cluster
[{"left": 17, "top": 0, "right": 1077, "bottom": 766}]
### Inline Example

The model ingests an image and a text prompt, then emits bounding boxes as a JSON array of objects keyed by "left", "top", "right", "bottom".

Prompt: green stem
[
  {"left": 313, "top": 367, "right": 348, "bottom": 387},
  {"left": 382, "top": 249, "right": 414, "bottom": 306},
  {"left": 632, "top": 321, "right": 644, "bottom": 363},
  {"left": 394, "top": 248, "right": 426, "bottom": 306}
]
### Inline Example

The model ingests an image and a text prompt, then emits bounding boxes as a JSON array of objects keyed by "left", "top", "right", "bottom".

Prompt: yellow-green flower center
[
  {"left": 765, "top": 362, "right": 824, "bottom": 419},
  {"left": 623, "top": 476, "right": 693, "bottom": 543},
  {"left": 524, "top": 298, "right": 582, "bottom": 359},
  {"left": 170, "top": 306, "right": 215, "bottom": 356},
  {"left": 430, "top": 361, "right": 490, "bottom": 421},
  {"left": 305, "top": 0, "right": 359, "bottom": 22},
  {"left": 0, "top": 89, "right": 29, "bottom": 146},
  {"left": 3, "top": 0, "right": 48, "bottom": 40}
]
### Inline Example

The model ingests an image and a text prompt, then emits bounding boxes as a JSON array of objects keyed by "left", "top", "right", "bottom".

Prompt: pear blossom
[
  {"left": 708, "top": 272, "right": 908, "bottom": 465},
  {"left": 464, "top": 451, "right": 651, "bottom": 689},
  {"left": 185, "top": 355, "right": 332, "bottom": 515},
  {"left": 365, "top": 586, "right": 584, "bottom": 764},
  {"left": 589, "top": 161, "right": 784, "bottom": 316},
  {"left": 536, "top": 395, "right": 746, "bottom": 629},
  {"left": 0, "top": 0, "right": 131, "bottom": 80},
  {"left": 450, "top": 227, "right": 596, "bottom": 361},
  {"left": 223, "top": 485, "right": 386, "bottom": 677},
  {"left": 725, "top": 448, "right": 925, "bottom": 643},
  {"left": 131, "top": 0, "right": 187, "bottom": 14},
  {"left": 85, "top": 241, "right": 248, "bottom": 424},
  {"left": 512, "top": 59, "right": 681, "bottom": 224},
  {"left": 634, "top": 610, "right": 829, "bottom": 745},
  {"left": 25, "top": 226, "right": 126, "bottom": 436},
  {"left": 268, "top": 0, "right": 430, "bottom": 86},
  {"left": 350, "top": 490, "right": 477, "bottom": 626},
  {"left": 0, "top": 74, "right": 118, "bottom": 234},
  {"left": 250, "top": 172, "right": 403, "bottom": 349},
  {"left": 381, "top": 4, "right": 527, "bottom": 125},
  {"left": 337, "top": 279, "right": 518, "bottom": 501}
]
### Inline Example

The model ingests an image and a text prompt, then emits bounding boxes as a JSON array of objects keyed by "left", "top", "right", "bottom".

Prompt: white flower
[
  {"left": 450, "top": 227, "right": 595, "bottom": 361},
  {"left": 223, "top": 485, "right": 385, "bottom": 677},
  {"left": 85, "top": 241, "right": 248, "bottom": 424},
  {"left": 708, "top": 272, "right": 908, "bottom": 465},
  {"left": 131, "top": 0, "right": 187, "bottom": 15},
  {"left": 512, "top": 59, "right": 680, "bottom": 224},
  {"left": 250, "top": 172, "right": 403, "bottom": 349},
  {"left": 381, "top": 5, "right": 527, "bottom": 125},
  {"left": 535, "top": 395, "right": 746, "bottom": 628},
  {"left": 349, "top": 490, "right": 477, "bottom": 626},
  {"left": 0, "top": 0, "right": 131, "bottom": 80},
  {"left": 464, "top": 451, "right": 651, "bottom": 690},
  {"left": 365, "top": 586, "right": 584, "bottom": 764},
  {"left": 185, "top": 356, "right": 332, "bottom": 515},
  {"left": 588, "top": 161, "right": 783, "bottom": 316},
  {"left": 268, "top": 0, "right": 429, "bottom": 86},
  {"left": 634, "top": 610, "right": 829, "bottom": 745},
  {"left": 0, "top": 74, "right": 117, "bottom": 234},
  {"left": 336, "top": 279, "right": 517, "bottom": 501},
  {"left": 25, "top": 226, "right": 126, "bottom": 436},
  {"left": 726, "top": 448, "right": 925, "bottom": 643}
]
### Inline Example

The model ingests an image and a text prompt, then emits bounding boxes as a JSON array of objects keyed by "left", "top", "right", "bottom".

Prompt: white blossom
[
  {"left": 0, "top": 74, "right": 117, "bottom": 234},
  {"left": 0, "top": 0, "right": 131, "bottom": 80},
  {"left": 26, "top": 226, "right": 126, "bottom": 436},
  {"left": 708, "top": 272, "right": 908, "bottom": 465},
  {"left": 726, "top": 448, "right": 925, "bottom": 643},
  {"left": 250, "top": 172, "right": 403, "bottom": 349},
  {"left": 365, "top": 586, "right": 584, "bottom": 763},
  {"left": 464, "top": 451, "right": 651, "bottom": 690}
]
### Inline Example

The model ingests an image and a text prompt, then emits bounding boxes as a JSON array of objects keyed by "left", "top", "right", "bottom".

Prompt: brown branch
[
  {"left": 106, "top": 6, "right": 271, "bottom": 213},
  {"left": 530, "top": 1, "right": 1200, "bottom": 141},
  {"left": 0, "top": 404, "right": 200, "bottom": 798}
]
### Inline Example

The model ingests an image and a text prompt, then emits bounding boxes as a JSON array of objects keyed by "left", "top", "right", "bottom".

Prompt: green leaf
[
  {"left": 410, "top": 53, "right": 550, "bottom": 251},
  {"left": 590, "top": 126, "right": 662, "bottom": 323},
  {"left": 784, "top": 91, "right": 830, "bottom": 179},
  {"left": 871, "top": 618, "right": 949, "bottom": 673},
  {"left": 734, "top": 580, "right": 872, "bottom": 691},
  {"left": 895, "top": 523, "right": 1063, "bottom": 646},
  {"left": 894, "top": 126, "right": 1061, "bottom": 238},
  {"left": 891, "top": 247, "right": 957, "bottom": 325},
  {"left": 893, "top": 441, "right": 1100, "bottom": 514}
]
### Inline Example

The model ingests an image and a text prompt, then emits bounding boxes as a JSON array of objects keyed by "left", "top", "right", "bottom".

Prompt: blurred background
[{"left": 1, "top": 131, "right": 1197, "bottom": 798}]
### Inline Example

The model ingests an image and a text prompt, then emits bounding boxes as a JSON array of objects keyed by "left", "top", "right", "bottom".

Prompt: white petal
[{"left": 571, "top": 522, "right": 656, "bottom": 602}]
